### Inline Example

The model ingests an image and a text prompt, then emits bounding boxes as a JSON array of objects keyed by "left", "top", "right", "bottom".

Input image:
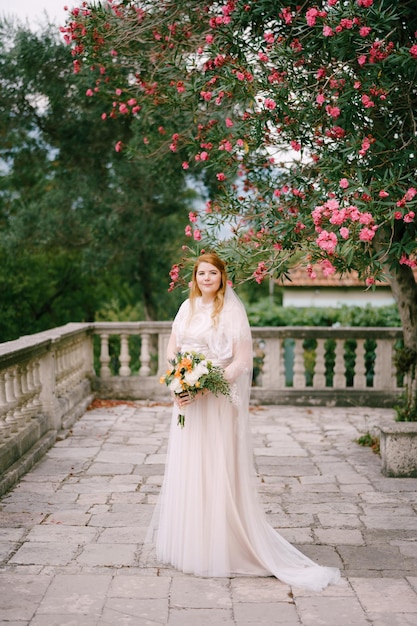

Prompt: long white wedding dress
[{"left": 147, "top": 287, "right": 341, "bottom": 591}]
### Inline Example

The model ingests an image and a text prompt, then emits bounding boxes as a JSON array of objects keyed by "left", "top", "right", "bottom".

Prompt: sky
[{"left": 0, "top": 0, "right": 72, "bottom": 29}]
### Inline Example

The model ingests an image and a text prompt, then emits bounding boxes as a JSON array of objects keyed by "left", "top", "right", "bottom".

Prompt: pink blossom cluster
[
  {"left": 312, "top": 198, "right": 378, "bottom": 253},
  {"left": 253, "top": 261, "right": 268, "bottom": 284},
  {"left": 399, "top": 254, "right": 417, "bottom": 268},
  {"left": 185, "top": 225, "right": 202, "bottom": 241},
  {"left": 168, "top": 263, "right": 180, "bottom": 291}
]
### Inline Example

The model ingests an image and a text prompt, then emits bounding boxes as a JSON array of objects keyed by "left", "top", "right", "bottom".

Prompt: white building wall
[{"left": 282, "top": 288, "right": 395, "bottom": 308}]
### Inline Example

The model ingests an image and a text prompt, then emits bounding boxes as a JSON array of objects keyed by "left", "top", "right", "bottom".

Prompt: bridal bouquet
[{"left": 160, "top": 351, "right": 230, "bottom": 427}]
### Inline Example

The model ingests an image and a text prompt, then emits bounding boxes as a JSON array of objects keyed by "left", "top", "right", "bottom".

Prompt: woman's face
[{"left": 195, "top": 262, "right": 222, "bottom": 299}]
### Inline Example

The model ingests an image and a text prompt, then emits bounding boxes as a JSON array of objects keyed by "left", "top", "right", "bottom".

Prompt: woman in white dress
[{"left": 148, "top": 252, "right": 341, "bottom": 591}]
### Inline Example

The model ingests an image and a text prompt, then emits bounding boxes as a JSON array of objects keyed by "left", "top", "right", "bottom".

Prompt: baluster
[
  {"left": 279, "top": 339, "right": 287, "bottom": 388},
  {"left": 119, "top": 334, "right": 131, "bottom": 377},
  {"left": 99, "top": 334, "right": 111, "bottom": 378},
  {"left": 139, "top": 333, "right": 151, "bottom": 376},
  {"left": 313, "top": 338, "right": 326, "bottom": 388},
  {"left": 5, "top": 369, "right": 19, "bottom": 433},
  {"left": 54, "top": 349, "right": 63, "bottom": 396},
  {"left": 353, "top": 339, "right": 367, "bottom": 389},
  {"left": 0, "top": 372, "right": 11, "bottom": 441},
  {"left": 20, "top": 363, "right": 31, "bottom": 422},
  {"left": 25, "top": 362, "right": 37, "bottom": 416},
  {"left": 293, "top": 339, "right": 305, "bottom": 388},
  {"left": 62, "top": 346, "right": 70, "bottom": 393},
  {"left": 32, "top": 360, "right": 42, "bottom": 414},
  {"left": 75, "top": 340, "right": 85, "bottom": 384},
  {"left": 374, "top": 339, "right": 394, "bottom": 390},
  {"left": 68, "top": 343, "right": 77, "bottom": 388},
  {"left": 333, "top": 339, "right": 346, "bottom": 388},
  {"left": 13, "top": 365, "right": 26, "bottom": 428},
  {"left": 260, "top": 338, "right": 281, "bottom": 389}
]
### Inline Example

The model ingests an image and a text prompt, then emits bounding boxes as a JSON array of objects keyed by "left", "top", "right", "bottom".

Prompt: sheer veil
[{"left": 145, "top": 284, "right": 340, "bottom": 591}]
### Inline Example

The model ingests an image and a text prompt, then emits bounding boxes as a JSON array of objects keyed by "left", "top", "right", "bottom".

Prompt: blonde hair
[{"left": 189, "top": 252, "right": 228, "bottom": 325}]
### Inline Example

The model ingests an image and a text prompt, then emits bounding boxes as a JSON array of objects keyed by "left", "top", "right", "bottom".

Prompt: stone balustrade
[{"left": 0, "top": 321, "right": 404, "bottom": 494}]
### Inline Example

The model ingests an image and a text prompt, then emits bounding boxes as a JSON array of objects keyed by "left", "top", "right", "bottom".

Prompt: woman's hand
[{"left": 174, "top": 389, "right": 209, "bottom": 408}]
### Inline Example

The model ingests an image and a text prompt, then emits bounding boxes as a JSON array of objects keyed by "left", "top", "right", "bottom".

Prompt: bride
[{"left": 147, "top": 252, "right": 341, "bottom": 591}]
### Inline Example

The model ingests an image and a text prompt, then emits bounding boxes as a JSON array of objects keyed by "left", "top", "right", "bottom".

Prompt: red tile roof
[{"left": 277, "top": 264, "right": 416, "bottom": 288}]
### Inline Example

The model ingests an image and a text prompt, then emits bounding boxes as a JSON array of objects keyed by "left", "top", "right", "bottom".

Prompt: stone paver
[{"left": 0, "top": 403, "right": 417, "bottom": 626}]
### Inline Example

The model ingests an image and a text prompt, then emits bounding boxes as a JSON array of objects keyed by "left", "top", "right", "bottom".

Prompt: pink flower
[
  {"left": 339, "top": 227, "right": 350, "bottom": 239},
  {"left": 394, "top": 211, "right": 403, "bottom": 219},
  {"left": 110, "top": 49, "right": 118, "bottom": 57},
  {"left": 216, "top": 172, "right": 226, "bottom": 181},
  {"left": 357, "top": 55, "right": 367, "bottom": 66},
  {"left": 359, "top": 137, "right": 371, "bottom": 156},
  {"left": 101, "top": 113, "right": 107, "bottom": 120},
  {"left": 379, "top": 190, "right": 389, "bottom": 198},
  {"left": 404, "top": 211, "right": 415, "bottom": 223},
  {"left": 358, "top": 212, "right": 373, "bottom": 225},
  {"left": 325, "top": 104, "right": 341, "bottom": 119},
  {"left": 410, "top": 44, "right": 417, "bottom": 58},
  {"left": 184, "top": 225, "right": 192, "bottom": 237},
  {"left": 330, "top": 208, "right": 347, "bottom": 225},
  {"left": 306, "top": 264, "right": 317, "bottom": 279},
  {"left": 193, "top": 229, "right": 202, "bottom": 241},
  {"left": 182, "top": 161, "right": 189, "bottom": 169},
  {"left": 236, "top": 71, "right": 245, "bottom": 81},
  {"left": 359, "top": 26, "right": 372, "bottom": 37},
  {"left": 264, "top": 32, "right": 275, "bottom": 44},
  {"left": 264, "top": 98, "right": 277, "bottom": 110},
  {"left": 86, "top": 89, "right": 94, "bottom": 97},
  {"left": 169, "top": 264, "right": 180, "bottom": 281},
  {"left": 400, "top": 254, "right": 417, "bottom": 267},
  {"left": 361, "top": 94, "right": 375, "bottom": 108},
  {"left": 189, "top": 212, "right": 198, "bottom": 223},
  {"left": 206, "top": 34, "right": 214, "bottom": 44},
  {"left": 316, "top": 230, "right": 338, "bottom": 254},
  {"left": 119, "top": 103, "right": 128, "bottom": 114},
  {"left": 115, "top": 141, "right": 123, "bottom": 152},
  {"left": 348, "top": 205, "right": 361, "bottom": 221},
  {"left": 316, "top": 93, "right": 326, "bottom": 105},
  {"left": 405, "top": 187, "right": 417, "bottom": 200},
  {"left": 200, "top": 91, "right": 212, "bottom": 101},
  {"left": 321, "top": 259, "right": 336, "bottom": 276},
  {"left": 359, "top": 227, "right": 376, "bottom": 242},
  {"left": 253, "top": 261, "right": 267, "bottom": 284},
  {"left": 291, "top": 140, "right": 301, "bottom": 151},
  {"left": 339, "top": 178, "right": 349, "bottom": 189},
  {"left": 225, "top": 117, "right": 234, "bottom": 127},
  {"left": 365, "top": 277, "right": 375, "bottom": 286},
  {"left": 306, "top": 8, "right": 319, "bottom": 26},
  {"left": 357, "top": 0, "right": 373, "bottom": 7},
  {"left": 200, "top": 151, "right": 209, "bottom": 161},
  {"left": 323, "top": 25, "right": 334, "bottom": 37}
]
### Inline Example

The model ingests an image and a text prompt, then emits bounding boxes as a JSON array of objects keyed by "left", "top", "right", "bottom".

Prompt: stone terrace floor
[{"left": 0, "top": 402, "right": 417, "bottom": 626}]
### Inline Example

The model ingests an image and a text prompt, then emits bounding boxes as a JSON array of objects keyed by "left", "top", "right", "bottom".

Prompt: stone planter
[{"left": 379, "top": 422, "right": 417, "bottom": 477}]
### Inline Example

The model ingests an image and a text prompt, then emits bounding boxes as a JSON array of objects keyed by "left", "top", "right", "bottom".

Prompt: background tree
[
  {"left": 0, "top": 18, "right": 194, "bottom": 341},
  {"left": 66, "top": 0, "right": 417, "bottom": 414}
]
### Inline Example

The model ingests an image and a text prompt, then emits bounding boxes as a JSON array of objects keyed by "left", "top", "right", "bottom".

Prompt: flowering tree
[{"left": 64, "top": 0, "right": 417, "bottom": 358}]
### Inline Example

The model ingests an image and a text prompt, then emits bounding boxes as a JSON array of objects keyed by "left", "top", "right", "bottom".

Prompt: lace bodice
[{"left": 172, "top": 295, "right": 253, "bottom": 383}]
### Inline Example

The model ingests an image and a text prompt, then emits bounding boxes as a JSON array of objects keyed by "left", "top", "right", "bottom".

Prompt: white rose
[
  {"left": 169, "top": 377, "right": 183, "bottom": 394},
  {"left": 184, "top": 362, "right": 209, "bottom": 386}
]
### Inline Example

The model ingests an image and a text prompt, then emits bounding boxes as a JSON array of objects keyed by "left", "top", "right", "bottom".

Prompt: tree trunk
[{"left": 389, "top": 264, "right": 417, "bottom": 353}]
